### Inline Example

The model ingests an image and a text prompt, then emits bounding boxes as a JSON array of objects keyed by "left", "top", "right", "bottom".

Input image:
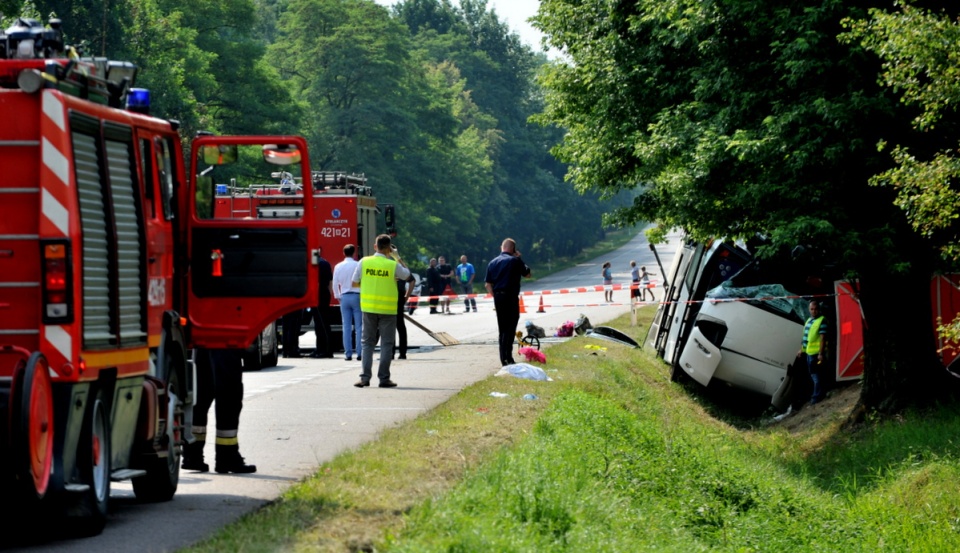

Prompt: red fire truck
[
  {"left": 213, "top": 171, "right": 395, "bottom": 352},
  {"left": 0, "top": 18, "right": 319, "bottom": 535}
]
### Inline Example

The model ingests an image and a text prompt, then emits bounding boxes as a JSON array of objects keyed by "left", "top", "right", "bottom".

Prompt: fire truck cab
[{"left": 0, "top": 18, "right": 319, "bottom": 535}]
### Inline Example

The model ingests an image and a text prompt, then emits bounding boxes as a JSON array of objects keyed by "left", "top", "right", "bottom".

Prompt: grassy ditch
[{"left": 184, "top": 307, "right": 960, "bottom": 552}]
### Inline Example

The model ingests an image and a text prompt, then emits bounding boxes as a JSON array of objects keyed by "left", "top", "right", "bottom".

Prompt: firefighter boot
[
  {"left": 181, "top": 440, "right": 209, "bottom": 472},
  {"left": 215, "top": 444, "right": 257, "bottom": 474}
]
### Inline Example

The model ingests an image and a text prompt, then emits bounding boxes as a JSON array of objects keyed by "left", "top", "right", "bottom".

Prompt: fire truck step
[{"left": 110, "top": 469, "right": 148, "bottom": 481}]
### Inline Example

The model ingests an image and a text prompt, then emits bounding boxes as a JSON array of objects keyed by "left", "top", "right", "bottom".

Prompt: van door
[
  {"left": 184, "top": 136, "right": 318, "bottom": 349},
  {"left": 678, "top": 326, "right": 721, "bottom": 387}
]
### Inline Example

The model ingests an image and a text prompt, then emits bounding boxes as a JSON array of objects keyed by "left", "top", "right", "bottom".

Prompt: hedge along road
[{"left": 6, "top": 228, "right": 680, "bottom": 553}]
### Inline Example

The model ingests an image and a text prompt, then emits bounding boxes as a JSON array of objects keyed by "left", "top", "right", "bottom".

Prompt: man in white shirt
[{"left": 333, "top": 244, "right": 362, "bottom": 360}]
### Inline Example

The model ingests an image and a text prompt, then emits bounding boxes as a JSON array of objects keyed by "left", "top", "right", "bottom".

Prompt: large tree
[{"left": 536, "top": 0, "right": 960, "bottom": 412}]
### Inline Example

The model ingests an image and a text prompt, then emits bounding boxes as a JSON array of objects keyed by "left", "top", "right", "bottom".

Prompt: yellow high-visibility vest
[
  {"left": 804, "top": 316, "right": 825, "bottom": 355},
  {"left": 359, "top": 256, "right": 398, "bottom": 314}
]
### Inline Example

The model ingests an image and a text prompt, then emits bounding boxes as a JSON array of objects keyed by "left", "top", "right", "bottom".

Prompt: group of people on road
[
  {"left": 424, "top": 255, "right": 480, "bottom": 314},
  {"left": 600, "top": 260, "right": 657, "bottom": 303}
]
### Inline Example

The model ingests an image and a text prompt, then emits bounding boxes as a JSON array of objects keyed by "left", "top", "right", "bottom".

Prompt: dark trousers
[
  {"left": 281, "top": 310, "right": 301, "bottom": 356},
  {"left": 494, "top": 293, "right": 520, "bottom": 365},
  {"left": 312, "top": 304, "right": 333, "bottom": 355},
  {"left": 461, "top": 282, "right": 476, "bottom": 310},
  {"left": 193, "top": 348, "right": 244, "bottom": 432},
  {"left": 806, "top": 354, "right": 824, "bottom": 403},
  {"left": 396, "top": 295, "right": 407, "bottom": 355}
]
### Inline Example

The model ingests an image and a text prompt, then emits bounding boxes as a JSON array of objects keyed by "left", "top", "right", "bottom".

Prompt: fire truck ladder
[{"left": 0, "top": 139, "right": 42, "bottom": 340}]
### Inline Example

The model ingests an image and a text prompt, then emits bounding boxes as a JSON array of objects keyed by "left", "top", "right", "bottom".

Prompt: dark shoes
[
  {"left": 215, "top": 456, "right": 257, "bottom": 474},
  {"left": 214, "top": 444, "right": 256, "bottom": 474},
  {"left": 379, "top": 380, "right": 398, "bottom": 388},
  {"left": 181, "top": 441, "right": 208, "bottom": 472},
  {"left": 308, "top": 351, "right": 333, "bottom": 358},
  {"left": 354, "top": 379, "right": 370, "bottom": 388}
]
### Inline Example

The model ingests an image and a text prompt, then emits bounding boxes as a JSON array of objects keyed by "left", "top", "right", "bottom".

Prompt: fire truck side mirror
[
  {"left": 201, "top": 144, "right": 238, "bottom": 166},
  {"left": 383, "top": 204, "right": 396, "bottom": 237}
]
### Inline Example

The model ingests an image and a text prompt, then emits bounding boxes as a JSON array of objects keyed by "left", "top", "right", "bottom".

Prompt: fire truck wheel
[
  {"left": 65, "top": 390, "right": 110, "bottom": 536},
  {"left": 132, "top": 362, "right": 182, "bottom": 502},
  {"left": 11, "top": 352, "right": 54, "bottom": 501}
]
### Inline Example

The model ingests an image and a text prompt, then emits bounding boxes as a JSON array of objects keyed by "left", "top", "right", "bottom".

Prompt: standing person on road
[
  {"left": 457, "top": 254, "right": 477, "bottom": 312},
  {"left": 485, "top": 238, "right": 532, "bottom": 366},
  {"left": 182, "top": 348, "right": 256, "bottom": 474},
  {"left": 640, "top": 265, "right": 657, "bottom": 302},
  {"left": 438, "top": 256, "right": 455, "bottom": 313},
  {"left": 352, "top": 234, "right": 411, "bottom": 388},
  {"left": 630, "top": 261, "right": 641, "bottom": 303},
  {"left": 309, "top": 247, "right": 335, "bottom": 358},
  {"left": 602, "top": 262, "right": 614, "bottom": 302},
  {"left": 798, "top": 300, "right": 829, "bottom": 405},
  {"left": 426, "top": 258, "right": 441, "bottom": 314},
  {"left": 334, "top": 244, "right": 362, "bottom": 361}
]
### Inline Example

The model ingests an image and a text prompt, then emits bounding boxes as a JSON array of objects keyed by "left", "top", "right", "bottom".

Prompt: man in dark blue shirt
[{"left": 485, "top": 238, "right": 532, "bottom": 366}]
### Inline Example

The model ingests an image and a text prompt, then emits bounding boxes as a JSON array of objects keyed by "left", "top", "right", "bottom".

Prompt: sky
[{"left": 373, "top": 0, "right": 546, "bottom": 51}]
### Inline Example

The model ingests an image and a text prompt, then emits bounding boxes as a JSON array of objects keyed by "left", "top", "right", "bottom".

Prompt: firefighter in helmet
[{"left": 182, "top": 348, "right": 256, "bottom": 474}]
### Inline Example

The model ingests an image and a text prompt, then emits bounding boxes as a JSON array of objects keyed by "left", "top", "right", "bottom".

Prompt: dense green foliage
[
  {"left": 2, "top": 0, "right": 618, "bottom": 268},
  {"left": 533, "top": 0, "right": 960, "bottom": 410}
]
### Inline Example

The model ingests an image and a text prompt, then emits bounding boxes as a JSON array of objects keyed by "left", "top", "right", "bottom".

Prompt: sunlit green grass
[{"left": 184, "top": 307, "right": 960, "bottom": 552}]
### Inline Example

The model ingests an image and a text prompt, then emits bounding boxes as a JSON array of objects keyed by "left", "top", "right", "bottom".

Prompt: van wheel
[
  {"left": 243, "top": 335, "right": 264, "bottom": 371},
  {"left": 261, "top": 323, "right": 279, "bottom": 368}
]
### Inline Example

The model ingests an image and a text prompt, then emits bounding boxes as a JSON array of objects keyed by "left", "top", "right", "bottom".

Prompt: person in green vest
[
  {"left": 351, "top": 234, "right": 412, "bottom": 388},
  {"left": 798, "top": 300, "right": 829, "bottom": 405}
]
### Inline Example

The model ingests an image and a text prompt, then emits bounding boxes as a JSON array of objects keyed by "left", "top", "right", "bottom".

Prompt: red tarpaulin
[
  {"left": 931, "top": 274, "right": 960, "bottom": 368},
  {"left": 834, "top": 281, "right": 865, "bottom": 381}
]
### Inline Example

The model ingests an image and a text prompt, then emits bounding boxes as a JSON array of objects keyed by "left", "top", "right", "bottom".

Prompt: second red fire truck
[{"left": 213, "top": 170, "right": 395, "bottom": 354}]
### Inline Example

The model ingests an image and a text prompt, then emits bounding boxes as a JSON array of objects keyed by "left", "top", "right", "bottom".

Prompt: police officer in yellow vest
[
  {"left": 798, "top": 300, "right": 829, "bottom": 405},
  {"left": 351, "top": 234, "right": 412, "bottom": 388}
]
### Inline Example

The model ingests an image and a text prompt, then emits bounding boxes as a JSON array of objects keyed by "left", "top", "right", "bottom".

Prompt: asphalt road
[{"left": 3, "top": 228, "right": 681, "bottom": 553}]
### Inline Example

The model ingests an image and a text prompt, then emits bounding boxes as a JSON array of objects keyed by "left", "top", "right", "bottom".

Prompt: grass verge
[{"left": 183, "top": 307, "right": 960, "bottom": 552}]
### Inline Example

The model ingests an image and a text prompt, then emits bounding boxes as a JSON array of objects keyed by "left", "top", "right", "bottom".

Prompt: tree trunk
[{"left": 856, "top": 262, "right": 956, "bottom": 414}]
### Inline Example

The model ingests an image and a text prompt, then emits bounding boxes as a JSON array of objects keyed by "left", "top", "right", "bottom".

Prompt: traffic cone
[
  {"left": 537, "top": 296, "right": 546, "bottom": 313},
  {"left": 519, "top": 296, "right": 526, "bottom": 313}
]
